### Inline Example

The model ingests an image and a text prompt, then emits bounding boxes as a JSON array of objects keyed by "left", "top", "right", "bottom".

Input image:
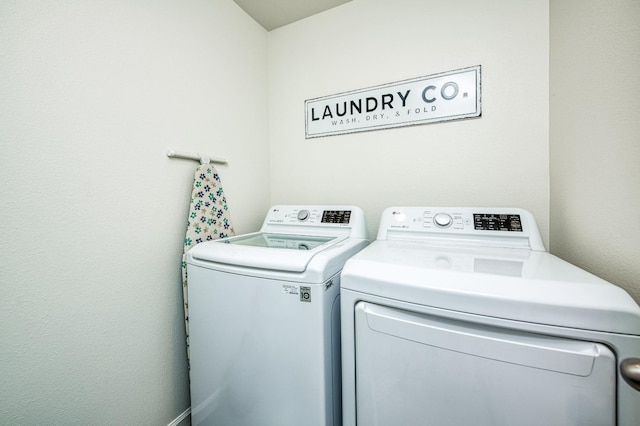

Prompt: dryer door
[{"left": 355, "top": 302, "right": 616, "bottom": 426}]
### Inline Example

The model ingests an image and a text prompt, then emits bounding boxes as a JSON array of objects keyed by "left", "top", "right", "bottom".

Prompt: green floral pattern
[{"left": 181, "top": 164, "right": 235, "bottom": 361}]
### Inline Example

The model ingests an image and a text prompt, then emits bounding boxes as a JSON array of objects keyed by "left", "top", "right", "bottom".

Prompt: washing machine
[
  {"left": 341, "top": 206, "right": 640, "bottom": 426},
  {"left": 186, "top": 205, "right": 368, "bottom": 426}
]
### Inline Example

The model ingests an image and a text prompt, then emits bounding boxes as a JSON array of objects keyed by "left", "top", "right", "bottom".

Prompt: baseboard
[{"left": 168, "top": 407, "right": 191, "bottom": 426}]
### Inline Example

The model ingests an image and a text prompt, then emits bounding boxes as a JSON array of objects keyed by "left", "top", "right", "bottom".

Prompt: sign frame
[{"left": 305, "top": 65, "right": 481, "bottom": 139}]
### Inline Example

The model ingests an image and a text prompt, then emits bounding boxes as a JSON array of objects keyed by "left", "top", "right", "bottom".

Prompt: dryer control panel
[
  {"left": 379, "top": 207, "right": 544, "bottom": 251},
  {"left": 424, "top": 211, "right": 523, "bottom": 232}
]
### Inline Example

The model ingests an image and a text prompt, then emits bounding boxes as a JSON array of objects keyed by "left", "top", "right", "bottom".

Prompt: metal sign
[{"left": 305, "top": 65, "right": 481, "bottom": 138}]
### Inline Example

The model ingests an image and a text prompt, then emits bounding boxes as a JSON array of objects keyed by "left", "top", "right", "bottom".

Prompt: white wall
[
  {"left": 268, "top": 0, "right": 550, "bottom": 242},
  {"left": 550, "top": 0, "right": 640, "bottom": 303},
  {"left": 0, "top": 0, "right": 268, "bottom": 424},
  {"left": 5, "top": 0, "right": 637, "bottom": 422}
]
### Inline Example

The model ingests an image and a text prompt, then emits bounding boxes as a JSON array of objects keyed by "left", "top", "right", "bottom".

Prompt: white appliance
[
  {"left": 341, "top": 207, "right": 640, "bottom": 426},
  {"left": 186, "top": 205, "right": 368, "bottom": 426}
]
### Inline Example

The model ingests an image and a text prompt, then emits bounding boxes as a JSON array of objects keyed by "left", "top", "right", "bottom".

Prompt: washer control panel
[
  {"left": 267, "top": 207, "right": 352, "bottom": 225},
  {"left": 261, "top": 205, "right": 367, "bottom": 239}
]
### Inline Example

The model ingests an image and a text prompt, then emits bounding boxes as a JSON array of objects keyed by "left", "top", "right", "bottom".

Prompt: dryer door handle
[{"left": 621, "top": 358, "right": 640, "bottom": 391}]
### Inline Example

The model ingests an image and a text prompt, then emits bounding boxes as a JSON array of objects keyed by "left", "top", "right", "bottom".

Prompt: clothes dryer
[
  {"left": 341, "top": 207, "right": 640, "bottom": 426},
  {"left": 187, "top": 205, "right": 368, "bottom": 426}
]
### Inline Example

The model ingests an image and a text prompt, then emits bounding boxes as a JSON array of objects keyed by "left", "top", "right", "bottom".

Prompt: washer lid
[
  {"left": 189, "top": 232, "right": 343, "bottom": 272},
  {"left": 341, "top": 240, "right": 640, "bottom": 335}
]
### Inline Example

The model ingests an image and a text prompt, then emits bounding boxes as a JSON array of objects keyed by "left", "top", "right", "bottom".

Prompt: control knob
[
  {"left": 433, "top": 213, "right": 453, "bottom": 228},
  {"left": 297, "top": 209, "right": 310, "bottom": 221}
]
